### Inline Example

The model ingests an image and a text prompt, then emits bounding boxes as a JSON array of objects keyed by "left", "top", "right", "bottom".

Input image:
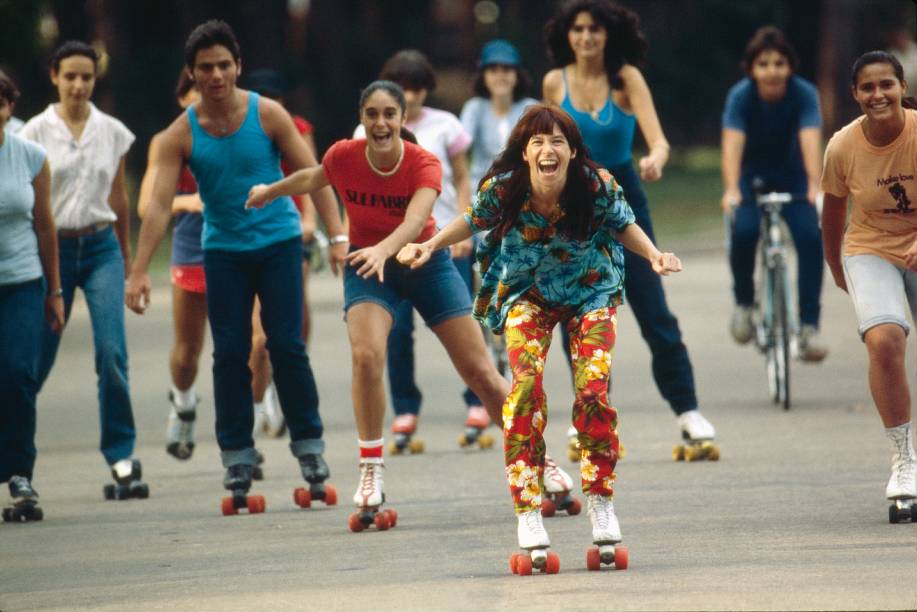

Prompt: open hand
[{"left": 345, "top": 245, "right": 389, "bottom": 281}]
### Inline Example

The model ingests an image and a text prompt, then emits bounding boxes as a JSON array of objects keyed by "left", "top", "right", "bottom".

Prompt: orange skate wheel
[
  {"left": 348, "top": 512, "right": 365, "bottom": 532},
  {"left": 383, "top": 508, "right": 397, "bottom": 527},
  {"left": 545, "top": 551, "right": 560, "bottom": 574},
  {"left": 323, "top": 484, "right": 338, "bottom": 506},
  {"left": 221, "top": 496, "right": 237, "bottom": 516},
  {"left": 515, "top": 554, "right": 532, "bottom": 576},
  {"left": 541, "top": 498, "right": 556, "bottom": 518},
  {"left": 373, "top": 511, "right": 390, "bottom": 531},
  {"left": 586, "top": 547, "right": 601, "bottom": 571},
  {"left": 248, "top": 495, "right": 266, "bottom": 514},
  {"left": 509, "top": 554, "right": 518, "bottom": 574},
  {"left": 567, "top": 496, "right": 582, "bottom": 515},
  {"left": 294, "top": 487, "right": 311, "bottom": 508},
  {"left": 614, "top": 545, "right": 629, "bottom": 570}
]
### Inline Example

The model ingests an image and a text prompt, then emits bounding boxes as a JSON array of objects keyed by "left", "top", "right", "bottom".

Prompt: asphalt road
[{"left": 2, "top": 244, "right": 916, "bottom": 611}]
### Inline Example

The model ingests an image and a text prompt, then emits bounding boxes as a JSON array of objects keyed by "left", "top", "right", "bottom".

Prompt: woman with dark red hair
[{"left": 398, "top": 103, "right": 681, "bottom": 572}]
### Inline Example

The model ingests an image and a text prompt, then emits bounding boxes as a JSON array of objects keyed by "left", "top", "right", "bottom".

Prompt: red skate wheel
[
  {"left": 383, "top": 508, "right": 397, "bottom": 527},
  {"left": 348, "top": 512, "right": 365, "bottom": 532},
  {"left": 541, "top": 498, "right": 556, "bottom": 518},
  {"left": 373, "top": 511, "right": 390, "bottom": 531},
  {"left": 614, "top": 545, "right": 628, "bottom": 570},
  {"left": 586, "top": 547, "right": 601, "bottom": 571},
  {"left": 221, "top": 497, "right": 237, "bottom": 516},
  {"left": 567, "top": 497, "right": 582, "bottom": 515},
  {"left": 515, "top": 554, "right": 533, "bottom": 576},
  {"left": 294, "top": 487, "right": 311, "bottom": 508},
  {"left": 509, "top": 554, "right": 519, "bottom": 574},
  {"left": 248, "top": 495, "right": 266, "bottom": 514},
  {"left": 323, "top": 484, "right": 337, "bottom": 506},
  {"left": 545, "top": 551, "right": 560, "bottom": 574}
]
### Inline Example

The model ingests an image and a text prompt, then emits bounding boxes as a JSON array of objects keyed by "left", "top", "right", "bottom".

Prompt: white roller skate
[
  {"left": 886, "top": 425, "right": 917, "bottom": 524},
  {"left": 673, "top": 410, "right": 720, "bottom": 462},
  {"left": 510, "top": 510, "right": 559, "bottom": 575},
  {"left": 585, "top": 494, "right": 628, "bottom": 570},
  {"left": 166, "top": 390, "right": 197, "bottom": 460},
  {"left": 542, "top": 455, "right": 581, "bottom": 517},
  {"left": 348, "top": 459, "right": 396, "bottom": 532},
  {"left": 103, "top": 458, "right": 149, "bottom": 500}
]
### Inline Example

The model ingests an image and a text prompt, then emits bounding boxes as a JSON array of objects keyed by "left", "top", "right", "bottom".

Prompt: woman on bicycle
[
  {"left": 246, "top": 80, "right": 509, "bottom": 526},
  {"left": 721, "top": 26, "right": 827, "bottom": 361},
  {"left": 822, "top": 51, "right": 917, "bottom": 514},
  {"left": 543, "top": 0, "right": 716, "bottom": 451},
  {"left": 398, "top": 103, "right": 680, "bottom": 564}
]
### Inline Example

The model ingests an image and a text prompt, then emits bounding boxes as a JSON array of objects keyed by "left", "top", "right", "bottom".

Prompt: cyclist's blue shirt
[{"left": 722, "top": 75, "right": 821, "bottom": 201}]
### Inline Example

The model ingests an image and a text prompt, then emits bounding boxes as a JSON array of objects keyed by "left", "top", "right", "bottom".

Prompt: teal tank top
[
  {"left": 560, "top": 68, "right": 636, "bottom": 168},
  {"left": 187, "top": 91, "right": 301, "bottom": 251}
]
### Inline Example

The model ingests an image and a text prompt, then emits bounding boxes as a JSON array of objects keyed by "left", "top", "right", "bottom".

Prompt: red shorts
[{"left": 170, "top": 265, "right": 207, "bottom": 294}]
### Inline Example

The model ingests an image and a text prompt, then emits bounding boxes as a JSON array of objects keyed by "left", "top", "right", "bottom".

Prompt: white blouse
[{"left": 20, "top": 103, "right": 134, "bottom": 230}]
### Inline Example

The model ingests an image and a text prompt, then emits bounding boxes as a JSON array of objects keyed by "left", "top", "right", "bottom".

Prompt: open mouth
[
  {"left": 538, "top": 159, "right": 559, "bottom": 176},
  {"left": 869, "top": 101, "right": 890, "bottom": 111},
  {"left": 371, "top": 132, "right": 393, "bottom": 147}
]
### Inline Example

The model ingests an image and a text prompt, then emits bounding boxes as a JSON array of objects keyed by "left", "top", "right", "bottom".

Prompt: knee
[
  {"left": 172, "top": 340, "right": 203, "bottom": 370},
  {"left": 731, "top": 221, "right": 759, "bottom": 250},
  {"left": 865, "top": 326, "right": 906, "bottom": 369},
  {"left": 351, "top": 344, "right": 385, "bottom": 380}
]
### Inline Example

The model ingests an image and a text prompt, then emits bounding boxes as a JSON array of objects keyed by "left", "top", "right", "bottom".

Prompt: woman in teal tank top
[{"left": 544, "top": 0, "right": 719, "bottom": 457}]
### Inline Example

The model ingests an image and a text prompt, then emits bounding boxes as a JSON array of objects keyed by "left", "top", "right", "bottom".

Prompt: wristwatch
[
  {"left": 48, "top": 288, "right": 63, "bottom": 297},
  {"left": 329, "top": 234, "right": 350, "bottom": 245}
]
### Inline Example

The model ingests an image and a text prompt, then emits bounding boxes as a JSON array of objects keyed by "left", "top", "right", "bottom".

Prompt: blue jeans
[
  {"left": 204, "top": 237, "right": 323, "bottom": 466},
  {"left": 0, "top": 278, "right": 44, "bottom": 482},
  {"left": 37, "top": 226, "right": 136, "bottom": 466},
  {"left": 729, "top": 197, "right": 823, "bottom": 326}
]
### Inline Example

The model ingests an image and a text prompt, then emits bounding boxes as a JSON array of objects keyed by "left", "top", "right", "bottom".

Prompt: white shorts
[{"left": 842, "top": 254, "right": 917, "bottom": 340}]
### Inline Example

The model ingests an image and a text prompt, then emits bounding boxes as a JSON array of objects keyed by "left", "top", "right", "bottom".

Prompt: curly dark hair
[
  {"left": 184, "top": 20, "right": 241, "bottom": 69},
  {"left": 50, "top": 40, "right": 99, "bottom": 73},
  {"left": 481, "top": 104, "right": 608, "bottom": 241},
  {"left": 472, "top": 66, "right": 532, "bottom": 101},
  {"left": 0, "top": 69, "right": 20, "bottom": 105},
  {"left": 544, "top": 0, "right": 648, "bottom": 90},
  {"left": 740, "top": 26, "right": 798, "bottom": 75}
]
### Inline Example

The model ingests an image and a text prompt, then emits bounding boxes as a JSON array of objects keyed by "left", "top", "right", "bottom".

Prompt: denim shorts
[
  {"left": 343, "top": 248, "right": 471, "bottom": 327},
  {"left": 843, "top": 253, "right": 917, "bottom": 339}
]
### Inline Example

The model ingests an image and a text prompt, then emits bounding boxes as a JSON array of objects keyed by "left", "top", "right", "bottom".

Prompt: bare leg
[
  {"left": 346, "top": 302, "right": 393, "bottom": 439},
  {"left": 249, "top": 298, "right": 272, "bottom": 403},
  {"left": 864, "top": 323, "right": 911, "bottom": 428},
  {"left": 169, "top": 285, "right": 208, "bottom": 390}
]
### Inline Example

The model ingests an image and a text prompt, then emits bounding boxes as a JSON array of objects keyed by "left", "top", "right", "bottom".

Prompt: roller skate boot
[
  {"left": 262, "top": 382, "right": 286, "bottom": 438},
  {"left": 166, "top": 390, "right": 197, "bottom": 461},
  {"left": 293, "top": 453, "right": 337, "bottom": 509},
  {"left": 568, "top": 426, "right": 625, "bottom": 462},
  {"left": 221, "top": 463, "right": 266, "bottom": 516},
  {"left": 541, "top": 456, "right": 581, "bottom": 517},
  {"left": 510, "top": 510, "right": 559, "bottom": 575},
  {"left": 2, "top": 476, "right": 43, "bottom": 523},
  {"left": 886, "top": 427, "right": 917, "bottom": 524},
  {"left": 458, "top": 406, "right": 494, "bottom": 449},
  {"left": 252, "top": 449, "right": 265, "bottom": 481},
  {"left": 103, "top": 459, "right": 149, "bottom": 500},
  {"left": 584, "top": 494, "right": 627, "bottom": 570},
  {"left": 673, "top": 410, "right": 720, "bottom": 462},
  {"left": 389, "top": 414, "right": 424, "bottom": 455},
  {"left": 348, "top": 459, "right": 397, "bottom": 532}
]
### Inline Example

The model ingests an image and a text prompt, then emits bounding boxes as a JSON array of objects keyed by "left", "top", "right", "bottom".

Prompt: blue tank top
[
  {"left": 187, "top": 91, "right": 301, "bottom": 251},
  {"left": 560, "top": 68, "right": 636, "bottom": 168}
]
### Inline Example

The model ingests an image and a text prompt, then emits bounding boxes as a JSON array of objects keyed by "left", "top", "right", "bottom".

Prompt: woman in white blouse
[{"left": 20, "top": 41, "right": 146, "bottom": 495}]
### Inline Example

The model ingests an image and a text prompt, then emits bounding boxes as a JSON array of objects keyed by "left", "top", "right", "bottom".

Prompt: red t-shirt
[
  {"left": 282, "top": 114, "right": 314, "bottom": 213},
  {"left": 322, "top": 139, "right": 442, "bottom": 248}
]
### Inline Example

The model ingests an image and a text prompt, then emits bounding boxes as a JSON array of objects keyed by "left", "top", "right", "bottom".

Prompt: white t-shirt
[
  {"left": 354, "top": 106, "right": 470, "bottom": 228},
  {"left": 20, "top": 103, "right": 134, "bottom": 230}
]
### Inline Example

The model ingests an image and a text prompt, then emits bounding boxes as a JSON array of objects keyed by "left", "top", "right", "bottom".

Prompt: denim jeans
[
  {"left": 729, "top": 197, "right": 824, "bottom": 326},
  {"left": 204, "top": 237, "right": 323, "bottom": 466},
  {"left": 0, "top": 278, "right": 44, "bottom": 482},
  {"left": 36, "top": 226, "right": 136, "bottom": 466}
]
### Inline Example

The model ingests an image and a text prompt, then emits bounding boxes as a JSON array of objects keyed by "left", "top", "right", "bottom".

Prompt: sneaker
[
  {"left": 517, "top": 509, "right": 550, "bottom": 549},
  {"left": 677, "top": 410, "right": 716, "bottom": 441},
  {"left": 543, "top": 455, "right": 574, "bottom": 494},
  {"left": 262, "top": 382, "right": 286, "bottom": 438},
  {"left": 353, "top": 459, "right": 384, "bottom": 507},
  {"left": 587, "top": 494, "right": 622, "bottom": 544},
  {"left": 730, "top": 305, "right": 754, "bottom": 344},
  {"left": 797, "top": 325, "right": 828, "bottom": 362}
]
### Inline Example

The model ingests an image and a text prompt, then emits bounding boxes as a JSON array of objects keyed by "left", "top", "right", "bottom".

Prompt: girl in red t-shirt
[{"left": 247, "top": 80, "right": 510, "bottom": 531}]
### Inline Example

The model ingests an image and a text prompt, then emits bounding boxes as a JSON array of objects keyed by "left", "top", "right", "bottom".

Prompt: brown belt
[{"left": 58, "top": 222, "right": 110, "bottom": 238}]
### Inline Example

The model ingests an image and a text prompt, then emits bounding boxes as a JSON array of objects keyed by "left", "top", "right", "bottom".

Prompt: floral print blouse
[{"left": 463, "top": 167, "right": 635, "bottom": 333}]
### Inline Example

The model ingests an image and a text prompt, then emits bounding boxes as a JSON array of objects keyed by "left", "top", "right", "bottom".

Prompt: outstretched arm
[
  {"left": 615, "top": 223, "right": 682, "bottom": 275},
  {"left": 397, "top": 214, "right": 474, "bottom": 269}
]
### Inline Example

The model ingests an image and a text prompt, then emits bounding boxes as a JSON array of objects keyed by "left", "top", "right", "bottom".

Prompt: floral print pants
[{"left": 503, "top": 299, "right": 620, "bottom": 513}]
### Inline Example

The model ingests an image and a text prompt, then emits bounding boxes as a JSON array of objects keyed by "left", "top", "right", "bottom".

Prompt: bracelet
[
  {"left": 329, "top": 234, "right": 350, "bottom": 245},
  {"left": 48, "top": 288, "right": 63, "bottom": 297}
]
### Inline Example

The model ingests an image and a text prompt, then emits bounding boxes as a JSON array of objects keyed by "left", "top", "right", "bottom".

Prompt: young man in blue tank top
[{"left": 126, "top": 20, "right": 349, "bottom": 507}]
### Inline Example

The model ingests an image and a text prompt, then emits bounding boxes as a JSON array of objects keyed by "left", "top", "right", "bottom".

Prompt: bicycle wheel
[{"left": 765, "top": 264, "right": 791, "bottom": 410}]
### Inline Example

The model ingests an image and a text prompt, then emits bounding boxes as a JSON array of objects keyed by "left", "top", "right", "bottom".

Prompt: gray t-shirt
[
  {"left": 0, "top": 132, "right": 46, "bottom": 285},
  {"left": 460, "top": 96, "right": 537, "bottom": 192}
]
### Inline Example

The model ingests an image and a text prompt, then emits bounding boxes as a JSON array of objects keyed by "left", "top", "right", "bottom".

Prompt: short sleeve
[
  {"left": 596, "top": 168, "right": 635, "bottom": 233},
  {"left": 321, "top": 140, "right": 346, "bottom": 189},
  {"left": 722, "top": 81, "right": 748, "bottom": 132},
  {"left": 112, "top": 118, "right": 135, "bottom": 159},
  {"left": 797, "top": 79, "right": 822, "bottom": 129},
  {"left": 24, "top": 139, "right": 47, "bottom": 179},
  {"left": 18, "top": 115, "right": 41, "bottom": 143},
  {"left": 411, "top": 149, "right": 443, "bottom": 194},
  {"left": 444, "top": 111, "right": 471, "bottom": 158},
  {"left": 459, "top": 98, "right": 481, "bottom": 145},
  {"left": 352, "top": 124, "right": 365, "bottom": 139},
  {"left": 463, "top": 175, "right": 504, "bottom": 233},
  {"left": 820, "top": 136, "right": 849, "bottom": 198}
]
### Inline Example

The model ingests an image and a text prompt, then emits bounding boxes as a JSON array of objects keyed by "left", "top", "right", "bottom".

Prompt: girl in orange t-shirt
[
  {"left": 246, "top": 80, "right": 510, "bottom": 530},
  {"left": 822, "top": 51, "right": 917, "bottom": 518}
]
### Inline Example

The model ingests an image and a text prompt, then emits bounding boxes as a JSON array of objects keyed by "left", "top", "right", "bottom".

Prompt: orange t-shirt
[
  {"left": 321, "top": 139, "right": 441, "bottom": 248},
  {"left": 822, "top": 109, "right": 917, "bottom": 268}
]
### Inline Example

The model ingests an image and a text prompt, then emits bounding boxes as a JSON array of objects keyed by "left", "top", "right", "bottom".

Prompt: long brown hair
[
  {"left": 851, "top": 50, "right": 917, "bottom": 110},
  {"left": 480, "top": 104, "right": 607, "bottom": 241}
]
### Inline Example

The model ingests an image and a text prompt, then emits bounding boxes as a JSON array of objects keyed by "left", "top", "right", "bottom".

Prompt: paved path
[{"left": 2, "top": 246, "right": 916, "bottom": 611}]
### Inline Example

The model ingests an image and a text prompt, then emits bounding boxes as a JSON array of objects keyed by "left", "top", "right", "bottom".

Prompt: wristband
[
  {"left": 48, "top": 288, "right": 63, "bottom": 297},
  {"left": 329, "top": 234, "right": 350, "bottom": 245}
]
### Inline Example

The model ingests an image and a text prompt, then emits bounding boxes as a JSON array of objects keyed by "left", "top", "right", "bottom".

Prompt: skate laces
[
  {"left": 520, "top": 510, "right": 546, "bottom": 537},
  {"left": 588, "top": 495, "right": 614, "bottom": 531},
  {"left": 890, "top": 430, "right": 917, "bottom": 489},
  {"left": 359, "top": 461, "right": 383, "bottom": 497}
]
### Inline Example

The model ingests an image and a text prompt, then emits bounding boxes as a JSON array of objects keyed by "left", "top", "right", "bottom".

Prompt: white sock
[{"left": 171, "top": 385, "right": 197, "bottom": 411}]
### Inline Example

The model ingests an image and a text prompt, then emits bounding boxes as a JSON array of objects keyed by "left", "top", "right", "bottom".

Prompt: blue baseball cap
[{"left": 479, "top": 39, "right": 522, "bottom": 68}]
